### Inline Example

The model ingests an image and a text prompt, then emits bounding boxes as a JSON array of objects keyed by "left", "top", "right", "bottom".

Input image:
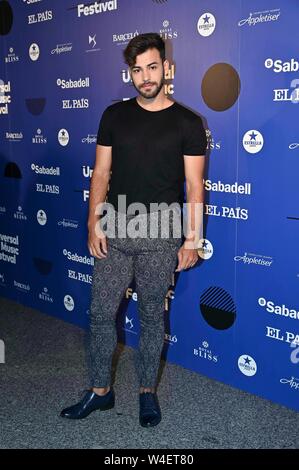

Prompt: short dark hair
[{"left": 123, "top": 33, "right": 166, "bottom": 67}]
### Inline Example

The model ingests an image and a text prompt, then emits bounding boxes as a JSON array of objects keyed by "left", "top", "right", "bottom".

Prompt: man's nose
[{"left": 142, "top": 69, "right": 150, "bottom": 82}]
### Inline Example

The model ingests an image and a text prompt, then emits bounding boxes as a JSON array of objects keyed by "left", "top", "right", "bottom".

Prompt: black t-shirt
[{"left": 96, "top": 97, "right": 207, "bottom": 213}]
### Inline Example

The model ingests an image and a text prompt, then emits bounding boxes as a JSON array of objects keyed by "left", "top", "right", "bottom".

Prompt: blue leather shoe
[
  {"left": 60, "top": 389, "right": 115, "bottom": 419},
  {"left": 139, "top": 392, "right": 161, "bottom": 427}
]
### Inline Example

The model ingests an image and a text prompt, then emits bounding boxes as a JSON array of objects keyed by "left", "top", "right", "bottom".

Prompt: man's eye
[{"left": 151, "top": 66, "right": 157, "bottom": 70}]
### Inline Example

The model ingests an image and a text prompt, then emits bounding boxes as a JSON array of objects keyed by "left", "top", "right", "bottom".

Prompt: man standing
[{"left": 60, "top": 33, "right": 207, "bottom": 426}]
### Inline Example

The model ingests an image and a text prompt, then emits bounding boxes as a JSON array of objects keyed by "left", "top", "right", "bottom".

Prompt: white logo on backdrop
[
  {"left": 29, "top": 43, "right": 40, "bottom": 61},
  {"left": 58, "top": 129, "right": 69, "bottom": 146},
  {"left": 238, "top": 355, "right": 257, "bottom": 376},
  {"left": 197, "top": 239, "right": 213, "bottom": 260},
  {"left": 37, "top": 209, "right": 47, "bottom": 225},
  {"left": 238, "top": 10, "right": 280, "bottom": 27},
  {"left": 197, "top": 13, "right": 216, "bottom": 37},
  {"left": 64, "top": 295, "right": 75, "bottom": 311},
  {"left": 243, "top": 130, "right": 264, "bottom": 154}
]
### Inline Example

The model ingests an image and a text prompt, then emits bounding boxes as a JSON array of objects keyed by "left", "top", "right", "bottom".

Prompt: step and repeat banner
[{"left": 1, "top": 0, "right": 299, "bottom": 411}]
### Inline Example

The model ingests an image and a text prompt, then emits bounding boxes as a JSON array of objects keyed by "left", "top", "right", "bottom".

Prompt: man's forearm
[
  {"left": 184, "top": 182, "right": 204, "bottom": 248},
  {"left": 88, "top": 172, "right": 110, "bottom": 228}
]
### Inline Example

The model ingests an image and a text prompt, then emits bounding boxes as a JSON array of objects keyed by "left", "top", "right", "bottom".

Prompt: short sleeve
[
  {"left": 96, "top": 107, "right": 113, "bottom": 146},
  {"left": 183, "top": 115, "right": 207, "bottom": 156}
]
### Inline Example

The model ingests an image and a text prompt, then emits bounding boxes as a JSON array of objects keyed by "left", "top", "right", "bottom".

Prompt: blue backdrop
[{"left": 1, "top": 0, "right": 299, "bottom": 412}]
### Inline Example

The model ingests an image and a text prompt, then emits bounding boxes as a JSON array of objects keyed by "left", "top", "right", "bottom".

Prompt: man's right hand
[{"left": 88, "top": 223, "right": 108, "bottom": 259}]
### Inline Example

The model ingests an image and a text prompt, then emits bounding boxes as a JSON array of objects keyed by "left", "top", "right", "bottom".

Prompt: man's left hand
[{"left": 175, "top": 242, "right": 199, "bottom": 271}]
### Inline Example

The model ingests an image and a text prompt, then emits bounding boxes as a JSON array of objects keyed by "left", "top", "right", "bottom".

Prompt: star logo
[
  {"left": 243, "top": 130, "right": 263, "bottom": 154},
  {"left": 197, "top": 12, "right": 216, "bottom": 37},
  {"left": 249, "top": 131, "right": 258, "bottom": 141}
]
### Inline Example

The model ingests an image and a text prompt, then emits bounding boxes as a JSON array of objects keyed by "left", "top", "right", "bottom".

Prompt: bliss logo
[
  {"left": 193, "top": 341, "right": 218, "bottom": 362},
  {"left": 14, "top": 206, "right": 27, "bottom": 221},
  {"left": 39, "top": 287, "right": 54, "bottom": 303},
  {"left": 5, "top": 47, "right": 19, "bottom": 63},
  {"left": 206, "top": 129, "right": 221, "bottom": 150},
  {"left": 32, "top": 128, "right": 47, "bottom": 144},
  {"left": 160, "top": 19, "right": 178, "bottom": 40}
]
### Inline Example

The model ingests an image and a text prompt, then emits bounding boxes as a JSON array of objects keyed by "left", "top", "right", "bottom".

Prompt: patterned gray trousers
[{"left": 87, "top": 208, "right": 182, "bottom": 388}]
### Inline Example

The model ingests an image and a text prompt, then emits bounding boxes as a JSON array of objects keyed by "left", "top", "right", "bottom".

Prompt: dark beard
[{"left": 132, "top": 75, "right": 165, "bottom": 99}]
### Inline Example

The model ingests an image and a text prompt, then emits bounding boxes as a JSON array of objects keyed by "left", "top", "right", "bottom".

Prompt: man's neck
[{"left": 136, "top": 93, "right": 172, "bottom": 111}]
